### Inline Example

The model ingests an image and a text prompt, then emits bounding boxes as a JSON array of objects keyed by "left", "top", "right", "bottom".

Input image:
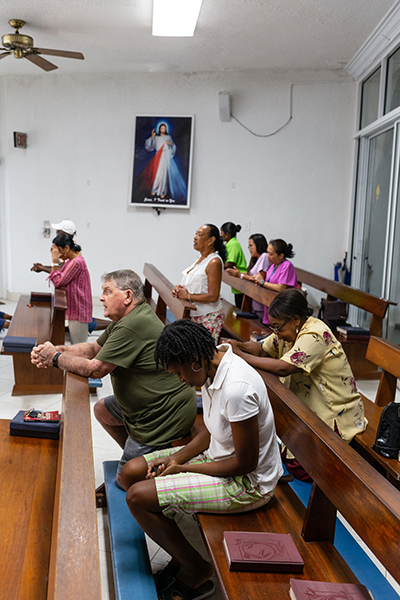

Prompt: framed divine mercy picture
[{"left": 130, "top": 115, "right": 194, "bottom": 209}]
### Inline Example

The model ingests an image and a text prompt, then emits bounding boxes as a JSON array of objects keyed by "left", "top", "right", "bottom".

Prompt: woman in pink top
[
  {"left": 226, "top": 233, "right": 271, "bottom": 320},
  {"left": 48, "top": 233, "right": 92, "bottom": 344},
  {"left": 254, "top": 239, "right": 297, "bottom": 325}
]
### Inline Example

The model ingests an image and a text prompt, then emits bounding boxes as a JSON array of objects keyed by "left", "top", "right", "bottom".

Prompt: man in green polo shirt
[{"left": 31, "top": 269, "right": 197, "bottom": 489}]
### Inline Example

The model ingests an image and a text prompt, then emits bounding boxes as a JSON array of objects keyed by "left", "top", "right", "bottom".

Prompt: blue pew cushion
[{"left": 103, "top": 461, "right": 157, "bottom": 600}]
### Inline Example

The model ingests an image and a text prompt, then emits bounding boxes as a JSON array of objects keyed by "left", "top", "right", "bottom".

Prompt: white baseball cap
[{"left": 51, "top": 220, "right": 77, "bottom": 236}]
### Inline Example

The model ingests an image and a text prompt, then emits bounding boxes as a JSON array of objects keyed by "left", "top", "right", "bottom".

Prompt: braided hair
[{"left": 155, "top": 319, "right": 217, "bottom": 370}]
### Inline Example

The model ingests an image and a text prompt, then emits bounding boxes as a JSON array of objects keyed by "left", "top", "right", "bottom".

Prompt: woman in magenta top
[
  {"left": 48, "top": 233, "right": 92, "bottom": 344},
  {"left": 254, "top": 239, "right": 297, "bottom": 325},
  {"left": 226, "top": 233, "right": 271, "bottom": 320}
]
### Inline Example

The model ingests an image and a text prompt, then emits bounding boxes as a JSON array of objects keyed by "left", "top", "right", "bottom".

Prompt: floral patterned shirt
[{"left": 261, "top": 316, "right": 367, "bottom": 442}]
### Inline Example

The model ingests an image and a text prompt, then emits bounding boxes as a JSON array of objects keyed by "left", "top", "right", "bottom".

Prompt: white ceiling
[{"left": 0, "top": 0, "right": 396, "bottom": 77}]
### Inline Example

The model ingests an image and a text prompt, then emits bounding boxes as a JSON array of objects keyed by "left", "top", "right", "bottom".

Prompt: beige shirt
[{"left": 261, "top": 316, "right": 367, "bottom": 442}]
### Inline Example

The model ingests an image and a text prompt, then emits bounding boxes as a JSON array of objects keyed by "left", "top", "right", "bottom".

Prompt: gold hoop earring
[{"left": 191, "top": 361, "right": 202, "bottom": 372}]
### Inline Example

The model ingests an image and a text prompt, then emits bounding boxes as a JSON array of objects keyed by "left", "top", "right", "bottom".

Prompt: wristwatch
[
  {"left": 240, "top": 273, "right": 244, "bottom": 280},
  {"left": 52, "top": 352, "right": 62, "bottom": 368}
]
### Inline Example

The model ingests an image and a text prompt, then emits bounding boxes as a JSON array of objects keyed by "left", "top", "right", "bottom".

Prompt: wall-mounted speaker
[{"left": 218, "top": 92, "right": 231, "bottom": 122}]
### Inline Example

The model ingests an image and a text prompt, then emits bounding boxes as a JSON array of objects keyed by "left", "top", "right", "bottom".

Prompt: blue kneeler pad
[
  {"left": 103, "top": 461, "right": 157, "bottom": 600},
  {"left": 283, "top": 466, "right": 399, "bottom": 600},
  {"left": 88, "top": 378, "right": 103, "bottom": 388},
  {"left": 166, "top": 308, "right": 177, "bottom": 324}
]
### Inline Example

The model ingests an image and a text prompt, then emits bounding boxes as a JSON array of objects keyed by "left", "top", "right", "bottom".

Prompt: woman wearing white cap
[
  {"left": 51, "top": 219, "right": 77, "bottom": 236},
  {"left": 31, "top": 219, "right": 77, "bottom": 274},
  {"left": 48, "top": 232, "right": 92, "bottom": 344},
  {"left": 31, "top": 219, "right": 109, "bottom": 335}
]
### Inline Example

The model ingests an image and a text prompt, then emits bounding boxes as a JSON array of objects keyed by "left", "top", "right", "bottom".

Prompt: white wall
[{"left": 0, "top": 69, "right": 357, "bottom": 307}]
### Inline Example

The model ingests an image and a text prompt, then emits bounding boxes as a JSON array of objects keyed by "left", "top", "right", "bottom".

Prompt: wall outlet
[{"left": 244, "top": 221, "right": 251, "bottom": 231}]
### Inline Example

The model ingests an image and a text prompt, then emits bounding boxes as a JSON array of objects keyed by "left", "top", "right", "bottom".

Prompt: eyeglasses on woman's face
[{"left": 267, "top": 320, "right": 287, "bottom": 334}]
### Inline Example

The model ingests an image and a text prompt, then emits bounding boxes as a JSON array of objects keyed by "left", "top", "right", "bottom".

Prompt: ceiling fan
[{"left": 0, "top": 19, "right": 84, "bottom": 71}]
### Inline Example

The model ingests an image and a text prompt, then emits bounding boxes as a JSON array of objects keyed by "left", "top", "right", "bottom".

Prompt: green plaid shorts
[{"left": 143, "top": 446, "right": 274, "bottom": 519}]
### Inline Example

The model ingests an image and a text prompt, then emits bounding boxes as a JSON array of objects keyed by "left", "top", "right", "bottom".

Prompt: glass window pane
[
  {"left": 387, "top": 165, "right": 400, "bottom": 344},
  {"left": 358, "top": 128, "right": 393, "bottom": 329},
  {"left": 385, "top": 46, "right": 400, "bottom": 114},
  {"left": 360, "top": 67, "right": 381, "bottom": 129}
]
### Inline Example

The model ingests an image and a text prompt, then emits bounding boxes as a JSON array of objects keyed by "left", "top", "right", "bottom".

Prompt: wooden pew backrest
[
  {"left": 47, "top": 372, "right": 101, "bottom": 600},
  {"left": 143, "top": 263, "right": 196, "bottom": 322},
  {"left": 50, "top": 288, "right": 67, "bottom": 345},
  {"left": 295, "top": 266, "right": 394, "bottom": 337},
  {"left": 366, "top": 336, "right": 400, "bottom": 407},
  {"left": 2, "top": 292, "right": 67, "bottom": 395},
  {"left": 222, "top": 271, "right": 278, "bottom": 308},
  {"left": 259, "top": 368, "right": 400, "bottom": 584}
]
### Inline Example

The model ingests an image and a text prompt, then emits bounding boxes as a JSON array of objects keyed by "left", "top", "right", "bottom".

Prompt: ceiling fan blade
[
  {"left": 25, "top": 53, "right": 58, "bottom": 71},
  {"left": 34, "top": 48, "right": 84, "bottom": 60},
  {"left": 9, "top": 42, "right": 28, "bottom": 49},
  {"left": 0, "top": 51, "right": 11, "bottom": 59}
]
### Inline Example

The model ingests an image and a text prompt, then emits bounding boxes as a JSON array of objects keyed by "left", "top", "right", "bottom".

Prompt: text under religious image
[{"left": 130, "top": 115, "right": 194, "bottom": 208}]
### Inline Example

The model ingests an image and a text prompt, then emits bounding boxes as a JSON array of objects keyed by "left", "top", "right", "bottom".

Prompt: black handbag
[
  {"left": 372, "top": 402, "right": 400, "bottom": 459},
  {"left": 318, "top": 298, "right": 348, "bottom": 330}
]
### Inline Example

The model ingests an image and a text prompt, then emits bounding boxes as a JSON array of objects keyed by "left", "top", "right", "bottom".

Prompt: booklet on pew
[
  {"left": 30, "top": 291, "right": 52, "bottom": 302},
  {"left": 232, "top": 310, "right": 258, "bottom": 319},
  {"left": 2, "top": 335, "right": 37, "bottom": 353},
  {"left": 336, "top": 325, "right": 370, "bottom": 339},
  {"left": 289, "top": 578, "right": 374, "bottom": 600},
  {"left": 223, "top": 531, "right": 304, "bottom": 573}
]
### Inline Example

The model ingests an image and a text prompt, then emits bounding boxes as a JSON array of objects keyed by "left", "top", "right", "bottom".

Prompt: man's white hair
[{"left": 101, "top": 270, "right": 145, "bottom": 303}]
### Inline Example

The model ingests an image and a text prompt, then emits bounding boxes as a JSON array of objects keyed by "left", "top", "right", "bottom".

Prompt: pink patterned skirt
[{"left": 191, "top": 309, "right": 225, "bottom": 341}]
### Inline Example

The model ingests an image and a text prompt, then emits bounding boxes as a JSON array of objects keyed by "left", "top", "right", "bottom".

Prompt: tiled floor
[{"left": 1, "top": 298, "right": 399, "bottom": 599}]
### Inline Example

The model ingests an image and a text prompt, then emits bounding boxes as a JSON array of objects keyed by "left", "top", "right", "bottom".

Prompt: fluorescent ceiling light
[{"left": 152, "top": 0, "right": 203, "bottom": 37}]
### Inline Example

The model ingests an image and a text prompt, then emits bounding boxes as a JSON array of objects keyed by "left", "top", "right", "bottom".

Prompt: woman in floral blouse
[{"left": 229, "top": 288, "right": 367, "bottom": 481}]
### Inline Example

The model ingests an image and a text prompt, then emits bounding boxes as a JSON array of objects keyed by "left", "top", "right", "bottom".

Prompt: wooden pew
[
  {"left": 351, "top": 336, "right": 400, "bottom": 487},
  {"left": 295, "top": 266, "right": 396, "bottom": 379},
  {"left": 0, "top": 420, "right": 58, "bottom": 599},
  {"left": 197, "top": 368, "right": 400, "bottom": 600},
  {"left": 143, "top": 263, "right": 196, "bottom": 323},
  {"left": 47, "top": 372, "right": 101, "bottom": 600},
  {"left": 143, "top": 263, "right": 272, "bottom": 341},
  {"left": 1, "top": 371, "right": 101, "bottom": 600},
  {"left": 220, "top": 271, "right": 277, "bottom": 341},
  {"left": 1, "top": 290, "right": 67, "bottom": 395}
]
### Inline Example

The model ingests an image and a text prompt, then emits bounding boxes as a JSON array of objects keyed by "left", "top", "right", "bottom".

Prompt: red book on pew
[
  {"left": 10, "top": 410, "right": 60, "bottom": 440},
  {"left": 289, "top": 578, "right": 373, "bottom": 600},
  {"left": 223, "top": 531, "right": 304, "bottom": 573},
  {"left": 24, "top": 409, "right": 59, "bottom": 422}
]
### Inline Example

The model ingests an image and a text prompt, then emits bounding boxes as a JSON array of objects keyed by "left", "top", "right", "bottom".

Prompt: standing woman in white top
[{"left": 172, "top": 224, "right": 226, "bottom": 340}]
